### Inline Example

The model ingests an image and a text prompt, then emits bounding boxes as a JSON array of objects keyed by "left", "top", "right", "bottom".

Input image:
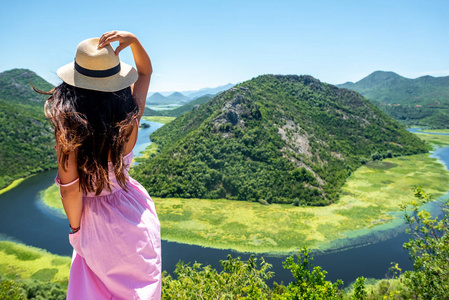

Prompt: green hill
[
  {"left": 131, "top": 74, "right": 427, "bottom": 206},
  {"left": 0, "top": 69, "right": 56, "bottom": 189},
  {"left": 338, "top": 71, "right": 449, "bottom": 105},
  {"left": 338, "top": 71, "right": 449, "bottom": 127},
  {"left": 0, "top": 68, "right": 53, "bottom": 106}
]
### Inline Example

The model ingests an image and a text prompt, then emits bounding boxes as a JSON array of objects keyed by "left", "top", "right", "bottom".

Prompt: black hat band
[{"left": 74, "top": 60, "right": 121, "bottom": 78}]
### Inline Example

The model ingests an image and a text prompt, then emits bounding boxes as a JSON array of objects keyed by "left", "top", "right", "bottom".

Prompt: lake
[{"left": 0, "top": 123, "right": 446, "bottom": 286}]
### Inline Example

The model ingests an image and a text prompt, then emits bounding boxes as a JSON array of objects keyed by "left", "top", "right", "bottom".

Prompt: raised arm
[{"left": 98, "top": 31, "right": 152, "bottom": 120}]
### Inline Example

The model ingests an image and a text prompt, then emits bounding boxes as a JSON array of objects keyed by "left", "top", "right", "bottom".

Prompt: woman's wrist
[{"left": 69, "top": 224, "right": 80, "bottom": 234}]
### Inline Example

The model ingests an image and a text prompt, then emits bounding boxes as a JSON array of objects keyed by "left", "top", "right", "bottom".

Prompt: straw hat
[{"left": 57, "top": 37, "right": 138, "bottom": 92}]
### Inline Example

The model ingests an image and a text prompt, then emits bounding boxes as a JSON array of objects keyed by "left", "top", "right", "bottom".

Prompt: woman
[{"left": 44, "top": 31, "right": 161, "bottom": 299}]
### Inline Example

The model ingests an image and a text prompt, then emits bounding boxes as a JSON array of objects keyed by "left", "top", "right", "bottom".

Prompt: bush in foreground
[
  {"left": 0, "top": 279, "right": 65, "bottom": 300},
  {"left": 162, "top": 249, "right": 343, "bottom": 299},
  {"left": 401, "top": 187, "right": 449, "bottom": 299}
]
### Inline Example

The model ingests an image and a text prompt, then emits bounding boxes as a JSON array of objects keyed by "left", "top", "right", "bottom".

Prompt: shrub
[
  {"left": 162, "top": 255, "right": 274, "bottom": 299},
  {"left": 0, "top": 279, "right": 65, "bottom": 300},
  {"left": 280, "top": 249, "right": 343, "bottom": 299},
  {"left": 401, "top": 186, "right": 449, "bottom": 299}
]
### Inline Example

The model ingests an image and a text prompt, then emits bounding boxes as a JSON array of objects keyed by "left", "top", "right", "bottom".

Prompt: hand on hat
[{"left": 98, "top": 31, "right": 137, "bottom": 56}]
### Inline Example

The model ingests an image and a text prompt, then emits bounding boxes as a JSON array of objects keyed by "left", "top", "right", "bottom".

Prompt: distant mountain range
[
  {"left": 144, "top": 94, "right": 214, "bottom": 118},
  {"left": 147, "top": 83, "right": 235, "bottom": 105},
  {"left": 182, "top": 83, "right": 235, "bottom": 99},
  {"left": 148, "top": 92, "right": 190, "bottom": 105},
  {"left": 338, "top": 71, "right": 449, "bottom": 127},
  {"left": 132, "top": 74, "right": 427, "bottom": 205}
]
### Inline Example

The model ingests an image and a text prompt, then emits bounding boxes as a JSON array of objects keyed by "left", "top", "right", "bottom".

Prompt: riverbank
[
  {"left": 40, "top": 131, "right": 449, "bottom": 253},
  {"left": 40, "top": 184, "right": 65, "bottom": 217},
  {"left": 0, "top": 175, "right": 36, "bottom": 196}
]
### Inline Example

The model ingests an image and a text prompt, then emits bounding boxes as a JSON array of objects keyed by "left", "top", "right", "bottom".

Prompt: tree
[
  {"left": 401, "top": 186, "right": 449, "bottom": 299},
  {"left": 281, "top": 249, "right": 343, "bottom": 299},
  {"left": 162, "top": 255, "right": 275, "bottom": 299}
]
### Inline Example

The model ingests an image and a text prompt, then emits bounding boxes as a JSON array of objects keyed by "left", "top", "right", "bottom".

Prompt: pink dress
[{"left": 55, "top": 150, "right": 162, "bottom": 300}]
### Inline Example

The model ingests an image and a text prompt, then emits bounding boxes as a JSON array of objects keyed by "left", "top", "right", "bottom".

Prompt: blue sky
[{"left": 1, "top": 0, "right": 448, "bottom": 92}]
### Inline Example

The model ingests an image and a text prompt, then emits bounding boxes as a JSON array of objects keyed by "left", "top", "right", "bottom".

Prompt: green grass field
[
  {"left": 0, "top": 241, "right": 70, "bottom": 289},
  {"left": 141, "top": 116, "right": 175, "bottom": 124},
  {"left": 41, "top": 183, "right": 64, "bottom": 213},
  {"left": 418, "top": 129, "right": 449, "bottom": 134},
  {"left": 414, "top": 132, "right": 449, "bottom": 149},
  {"left": 133, "top": 143, "right": 159, "bottom": 164},
  {"left": 40, "top": 131, "right": 449, "bottom": 253}
]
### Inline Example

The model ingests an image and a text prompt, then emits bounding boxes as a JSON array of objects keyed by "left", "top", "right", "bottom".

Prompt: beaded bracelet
[{"left": 69, "top": 224, "right": 80, "bottom": 234}]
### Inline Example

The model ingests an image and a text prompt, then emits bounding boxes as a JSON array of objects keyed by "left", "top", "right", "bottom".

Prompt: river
[{"left": 0, "top": 123, "right": 446, "bottom": 286}]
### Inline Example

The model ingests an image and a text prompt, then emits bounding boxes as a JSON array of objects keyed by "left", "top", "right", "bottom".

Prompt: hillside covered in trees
[
  {"left": 131, "top": 75, "right": 427, "bottom": 205},
  {"left": 0, "top": 69, "right": 56, "bottom": 189},
  {"left": 338, "top": 71, "right": 449, "bottom": 127}
]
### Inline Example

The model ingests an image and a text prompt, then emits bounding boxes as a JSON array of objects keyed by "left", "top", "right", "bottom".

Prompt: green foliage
[
  {"left": 401, "top": 187, "right": 449, "bottom": 299},
  {"left": 0, "top": 279, "right": 65, "bottom": 300},
  {"left": 0, "top": 69, "right": 52, "bottom": 107},
  {"left": 0, "top": 280, "right": 26, "bottom": 300},
  {"left": 281, "top": 249, "right": 343, "bottom": 299},
  {"left": 338, "top": 71, "right": 449, "bottom": 106},
  {"left": 377, "top": 104, "right": 449, "bottom": 129},
  {"left": 162, "top": 255, "right": 275, "bottom": 299},
  {"left": 133, "top": 74, "right": 427, "bottom": 205},
  {"left": 338, "top": 70, "right": 449, "bottom": 128},
  {"left": 20, "top": 280, "right": 66, "bottom": 300},
  {"left": 161, "top": 250, "right": 345, "bottom": 299},
  {"left": 351, "top": 277, "right": 367, "bottom": 300},
  {"left": 0, "top": 69, "right": 56, "bottom": 190},
  {"left": 345, "top": 276, "right": 411, "bottom": 300}
]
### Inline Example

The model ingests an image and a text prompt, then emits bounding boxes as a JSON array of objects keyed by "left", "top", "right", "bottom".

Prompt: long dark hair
[{"left": 41, "top": 82, "right": 139, "bottom": 195}]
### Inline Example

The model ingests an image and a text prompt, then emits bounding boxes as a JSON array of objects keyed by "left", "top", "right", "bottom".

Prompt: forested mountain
[
  {"left": 0, "top": 69, "right": 53, "bottom": 106},
  {"left": 338, "top": 71, "right": 449, "bottom": 127},
  {"left": 143, "top": 94, "right": 214, "bottom": 117},
  {"left": 0, "top": 69, "right": 56, "bottom": 189},
  {"left": 338, "top": 71, "right": 449, "bottom": 104},
  {"left": 132, "top": 75, "right": 427, "bottom": 205}
]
